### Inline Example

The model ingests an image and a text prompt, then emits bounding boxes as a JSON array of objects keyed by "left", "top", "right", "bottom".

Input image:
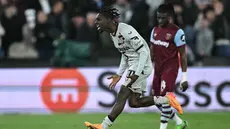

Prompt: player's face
[
  {"left": 157, "top": 12, "right": 169, "bottom": 27},
  {"left": 95, "top": 13, "right": 108, "bottom": 32}
]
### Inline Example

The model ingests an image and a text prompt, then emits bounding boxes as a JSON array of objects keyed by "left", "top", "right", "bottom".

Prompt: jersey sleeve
[
  {"left": 116, "top": 54, "right": 128, "bottom": 76},
  {"left": 174, "top": 29, "right": 186, "bottom": 47},
  {"left": 124, "top": 26, "right": 144, "bottom": 52},
  {"left": 123, "top": 25, "right": 149, "bottom": 76},
  {"left": 150, "top": 28, "right": 155, "bottom": 43}
]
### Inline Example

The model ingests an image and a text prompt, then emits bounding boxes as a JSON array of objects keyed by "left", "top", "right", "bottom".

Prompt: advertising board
[{"left": 0, "top": 68, "right": 229, "bottom": 114}]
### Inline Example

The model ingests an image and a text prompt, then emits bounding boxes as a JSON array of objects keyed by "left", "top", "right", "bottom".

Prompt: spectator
[
  {"left": 129, "top": 0, "right": 149, "bottom": 41},
  {"left": 74, "top": 12, "right": 99, "bottom": 44},
  {"left": 66, "top": 0, "right": 94, "bottom": 18},
  {"left": 223, "top": 0, "right": 230, "bottom": 23},
  {"left": 195, "top": 17, "right": 214, "bottom": 65},
  {"left": 194, "top": 6, "right": 215, "bottom": 30},
  {"left": 182, "top": 0, "right": 199, "bottom": 51},
  {"left": 195, "top": 0, "right": 212, "bottom": 11},
  {"left": 71, "top": 11, "right": 100, "bottom": 59},
  {"left": 38, "top": 0, "right": 50, "bottom": 14},
  {"left": 0, "top": 21, "right": 5, "bottom": 57},
  {"left": 182, "top": 0, "right": 199, "bottom": 26},
  {"left": 113, "top": 0, "right": 132, "bottom": 23},
  {"left": 0, "top": 0, "right": 230, "bottom": 65},
  {"left": 1, "top": 4, "right": 25, "bottom": 58},
  {"left": 173, "top": 3, "right": 185, "bottom": 28},
  {"left": 34, "top": 11, "right": 54, "bottom": 60},
  {"left": 0, "top": 21, "right": 5, "bottom": 46},
  {"left": 49, "top": 0, "right": 68, "bottom": 40},
  {"left": 85, "top": 11, "right": 100, "bottom": 60},
  {"left": 0, "top": 0, "right": 10, "bottom": 16},
  {"left": 23, "top": 9, "right": 36, "bottom": 46},
  {"left": 211, "top": 0, "right": 230, "bottom": 41},
  {"left": 68, "top": 10, "right": 85, "bottom": 40}
]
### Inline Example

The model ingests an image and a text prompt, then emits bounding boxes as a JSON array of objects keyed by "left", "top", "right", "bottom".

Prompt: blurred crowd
[{"left": 0, "top": 0, "right": 230, "bottom": 66}]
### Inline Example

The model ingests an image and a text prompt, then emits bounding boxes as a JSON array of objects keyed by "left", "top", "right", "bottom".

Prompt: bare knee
[
  {"left": 116, "top": 85, "right": 132, "bottom": 103},
  {"left": 128, "top": 99, "right": 139, "bottom": 108},
  {"left": 128, "top": 93, "right": 141, "bottom": 108}
]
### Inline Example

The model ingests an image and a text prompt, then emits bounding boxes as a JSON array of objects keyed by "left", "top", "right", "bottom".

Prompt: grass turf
[{"left": 0, "top": 112, "right": 229, "bottom": 129}]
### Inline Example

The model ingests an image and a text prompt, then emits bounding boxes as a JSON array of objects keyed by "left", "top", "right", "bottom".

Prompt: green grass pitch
[{"left": 0, "top": 112, "right": 229, "bottom": 129}]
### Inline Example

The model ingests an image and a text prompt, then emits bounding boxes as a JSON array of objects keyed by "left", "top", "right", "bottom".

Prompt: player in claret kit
[
  {"left": 84, "top": 6, "right": 182, "bottom": 129},
  {"left": 150, "top": 4, "right": 189, "bottom": 129}
]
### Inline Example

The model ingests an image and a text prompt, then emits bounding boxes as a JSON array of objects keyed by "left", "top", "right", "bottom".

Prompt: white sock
[
  {"left": 160, "top": 104, "right": 171, "bottom": 129},
  {"left": 102, "top": 116, "right": 113, "bottom": 129},
  {"left": 160, "top": 123, "right": 168, "bottom": 129},
  {"left": 171, "top": 113, "right": 183, "bottom": 125}
]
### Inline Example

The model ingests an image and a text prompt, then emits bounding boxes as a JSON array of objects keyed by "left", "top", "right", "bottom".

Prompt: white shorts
[{"left": 123, "top": 70, "right": 150, "bottom": 94}]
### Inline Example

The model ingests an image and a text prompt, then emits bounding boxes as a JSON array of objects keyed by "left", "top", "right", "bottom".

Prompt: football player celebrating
[{"left": 84, "top": 6, "right": 182, "bottom": 129}]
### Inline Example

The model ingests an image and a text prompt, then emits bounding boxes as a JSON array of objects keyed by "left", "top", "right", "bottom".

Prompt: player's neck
[{"left": 160, "top": 23, "right": 171, "bottom": 28}]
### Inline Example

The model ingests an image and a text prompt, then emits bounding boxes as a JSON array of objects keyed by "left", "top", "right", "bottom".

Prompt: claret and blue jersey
[{"left": 150, "top": 24, "right": 186, "bottom": 73}]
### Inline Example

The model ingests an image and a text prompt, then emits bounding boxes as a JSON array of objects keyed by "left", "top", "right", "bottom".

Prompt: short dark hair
[
  {"left": 157, "top": 4, "right": 175, "bottom": 16},
  {"left": 99, "top": 6, "right": 120, "bottom": 20},
  {"left": 203, "top": 6, "right": 215, "bottom": 19}
]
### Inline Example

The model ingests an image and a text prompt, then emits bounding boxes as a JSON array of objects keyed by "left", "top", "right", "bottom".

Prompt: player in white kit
[
  {"left": 110, "top": 20, "right": 153, "bottom": 94},
  {"left": 84, "top": 6, "right": 181, "bottom": 129}
]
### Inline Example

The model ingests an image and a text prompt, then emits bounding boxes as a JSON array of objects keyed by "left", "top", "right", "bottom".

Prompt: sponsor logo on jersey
[
  {"left": 133, "top": 40, "right": 142, "bottom": 47},
  {"left": 165, "top": 33, "right": 172, "bottom": 40},
  {"left": 118, "top": 33, "right": 125, "bottom": 45},
  {"left": 130, "top": 36, "right": 139, "bottom": 40},
  {"left": 118, "top": 46, "right": 130, "bottom": 52},
  {"left": 152, "top": 40, "right": 169, "bottom": 48}
]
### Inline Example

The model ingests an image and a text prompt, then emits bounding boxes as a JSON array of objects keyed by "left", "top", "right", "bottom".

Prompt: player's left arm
[
  {"left": 174, "top": 29, "right": 188, "bottom": 92},
  {"left": 128, "top": 28, "right": 148, "bottom": 77},
  {"left": 133, "top": 41, "right": 148, "bottom": 76}
]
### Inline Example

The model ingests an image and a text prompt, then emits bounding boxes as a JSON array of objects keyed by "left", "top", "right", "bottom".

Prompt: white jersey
[{"left": 110, "top": 23, "right": 152, "bottom": 76}]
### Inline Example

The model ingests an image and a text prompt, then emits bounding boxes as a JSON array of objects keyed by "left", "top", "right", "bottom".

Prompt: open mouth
[
  {"left": 159, "top": 23, "right": 164, "bottom": 26},
  {"left": 96, "top": 24, "right": 101, "bottom": 31}
]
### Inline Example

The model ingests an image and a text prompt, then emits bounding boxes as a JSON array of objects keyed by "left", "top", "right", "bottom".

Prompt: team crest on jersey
[
  {"left": 165, "top": 33, "right": 172, "bottom": 40},
  {"left": 118, "top": 33, "right": 125, "bottom": 45}
]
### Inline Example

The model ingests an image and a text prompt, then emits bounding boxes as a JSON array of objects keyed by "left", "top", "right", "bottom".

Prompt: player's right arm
[
  {"left": 117, "top": 54, "right": 128, "bottom": 76},
  {"left": 150, "top": 28, "right": 155, "bottom": 61},
  {"left": 107, "top": 54, "right": 127, "bottom": 89}
]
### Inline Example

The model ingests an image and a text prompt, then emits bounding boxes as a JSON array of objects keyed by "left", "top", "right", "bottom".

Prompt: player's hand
[
  {"left": 180, "top": 72, "right": 188, "bottom": 92},
  {"left": 107, "top": 74, "right": 121, "bottom": 90},
  {"left": 127, "top": 74, "right": 139, "bottom": 87},
  {"left": 180, "top": 80, "right": 188, "bottom": 92}
]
